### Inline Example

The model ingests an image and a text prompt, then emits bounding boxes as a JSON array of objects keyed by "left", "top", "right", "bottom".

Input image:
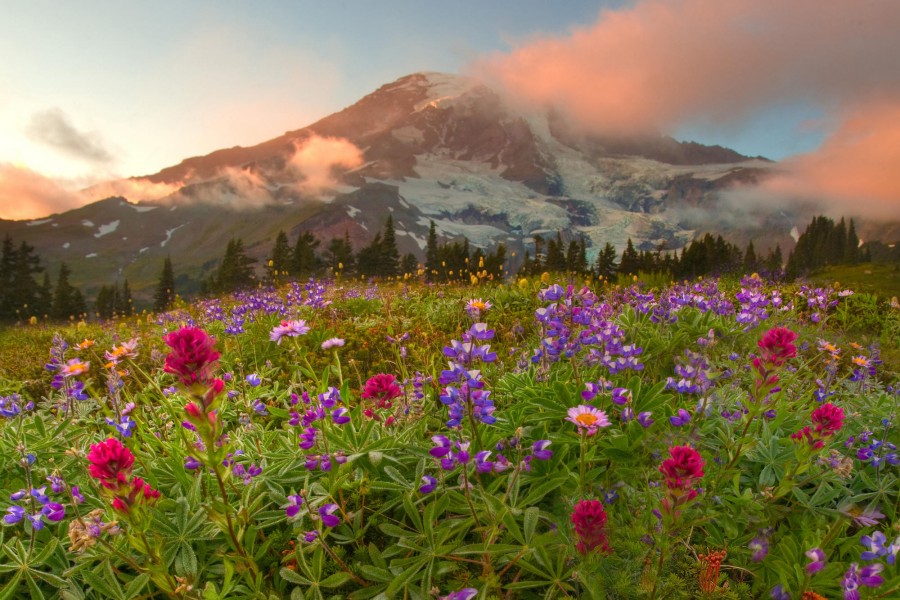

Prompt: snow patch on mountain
[
  {"left": 346, "top": 206, "right": 360, "bottom": 218},
  {"left": 82, "top": 220, "right": 94, "bottom": 227},
  {"left": 94, "top": 220, "right": 120, "bottom": 238},
  {"left": 130, "top": 204, "right": 157, "bottom": 213},
  {"left": 412, "top": 72, "right": 480, "bottom": 112},
  {"left": 161, "top": 224, "right": 186, "bottom": 247},
  {"left": 85, "top": 253, "right": 97, "bottom": 258},
  {"left": 26, "top": 218, "right": 53, "bottom": 226},
  {"left": 62, "top": 242, "right": 70, "bottom": 249},
  {"left": 393, "top": 155, "right": 569, "bottom": 234}
]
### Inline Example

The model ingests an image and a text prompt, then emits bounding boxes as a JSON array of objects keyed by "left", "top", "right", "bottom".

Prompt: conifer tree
[
  {"left": 292, "top": 232, "right": 320, "bottom": 277},
  {"left": 154, "top": 257, "right": 176, "bottom": 312},
  {"left": 268, "top": 230, "right": 293, "bottom": 281},
  {"left": 743, "top": 240, "right": 758, "bottom": 274},
  {"left": 401, "top": 253, "right": 418, "bottom": 277},
  {"left": 845, "top": 219, "right": 860, "bottom": 264},
  {"left": 214, "top": 239, "right": 257, "bottom": 292},
  {"left": 325, "top": 231, "right": 354, "bottom": 276},
  {"left": 51, "top": 263, "right": 79, "bottom": 320},
  {"left": 619, "top": 238, "right": 640, "bottom": 277},
  {"left": 425, "top": 220, "right": 439, "bottom": 282},
  {"left": 595, "top": 242, "right": 618, "bottom": 281},
  {"left": 380, "top": 215, "right": 400, "bottom": 277}
]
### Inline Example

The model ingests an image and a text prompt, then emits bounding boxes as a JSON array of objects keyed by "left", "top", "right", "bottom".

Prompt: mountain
[{"left": 0, "top": 71, "right": 876, "bottom": 305}]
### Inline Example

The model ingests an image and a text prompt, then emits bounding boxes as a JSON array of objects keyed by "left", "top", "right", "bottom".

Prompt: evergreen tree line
[
  {"left": 0, "top": 235, "right": 100, "bottom": 322},
  {"left": 423, "top": 220, "right": 508, "bottom": 283},
  {"left": 516, "top": 232, "right": 784, "bottom": 282},
  {"left": 785, "top": 216, "right": 865, "bottom": 278}
]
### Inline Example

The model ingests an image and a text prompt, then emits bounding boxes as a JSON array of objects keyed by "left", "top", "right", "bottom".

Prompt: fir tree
[
  {"left": 401, "top": 253, "right": 418, "bottom": 277},
  {"left": 380, "top": 215, "right": 400, "bottom": 277},
  {"left": 51, "top": 263, "right": 79, "bottom": 321},
  {"left": 292, "top": 232, "right": 320, "bottom": 277},
  {"left": 425, "top": 220, "right": 439, "bottom": 282},
  {"left": 595, "top": 242, "right": 618, "bottom": 281},
  {"left": 743, "top": 240, "right": 758, "bottom": 274},
  {"left": 154, "top": 257, "right": 176, "bottom": 312},
  {"left": 618, "top": 238, "right": 640, "bottom": 277},
  {"left": 845, "top": 219, "right": 860, "bottom": 264},
  {"left": 326, "top": 231, "right": 354, "bottom": 275},
  {"left": 267, "top": 230, "right": 293, "bottom": 281},
  {"left": 121, "top": 280, "right": 134, "bottom": 316},
  {"left": 214, "top": 239, "right": 257, "bottom": 292}
]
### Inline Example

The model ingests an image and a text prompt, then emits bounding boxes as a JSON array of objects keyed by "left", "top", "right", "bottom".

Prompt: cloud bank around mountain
[{"left": 473, "top": 0, "right": 900, "bottom": 218}]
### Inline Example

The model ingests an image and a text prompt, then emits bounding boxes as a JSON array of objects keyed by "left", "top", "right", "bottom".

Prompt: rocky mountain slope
[{"left": 2, "top": 71, "right": 872, "bottom": 302}]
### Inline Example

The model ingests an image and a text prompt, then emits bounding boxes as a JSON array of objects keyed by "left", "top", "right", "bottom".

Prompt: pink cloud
[
  {"left": 0, "top": 163, "right": 83, "bottom": 220},
  {"left": 472, "top": 0, "right": 900, "bottom": 134},
  {"left": 288, "top": 135, "right": 363, "bottom": 194},
  {"left": 80, "top": 178, "right": 184, "bottom": 204},
  {"left": 759, "top": 99, "right": 900, "bottom": 220}
]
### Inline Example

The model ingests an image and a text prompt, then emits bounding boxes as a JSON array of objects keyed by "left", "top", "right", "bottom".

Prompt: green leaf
[
  {"left": 385, "top": 563, "right": 421, "bottom": 597},
  {"left": 124, "top": 573, "right": 151, "bottom": 598},
  {"left": 523, "top": 506, "right": 539, "bottom": 542},
  {"left": 368, "top": 543, "right": 387, "bottom": 569},
  {"left": 320, "top": 572, "right": 351, "bottom": 588},
  {"left": 357, "top": 564, "right": 393, "bottom": 583},
  {"left": 0, "top": 571, "right": 23, "bottom": 600},
  {"left": 279, "top": 568, "right": 311, "bottom": 585}
]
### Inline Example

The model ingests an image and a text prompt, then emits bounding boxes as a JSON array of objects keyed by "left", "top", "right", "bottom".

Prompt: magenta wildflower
[{"left": 571, "top": 499, "right": 611, "bottom": 555}]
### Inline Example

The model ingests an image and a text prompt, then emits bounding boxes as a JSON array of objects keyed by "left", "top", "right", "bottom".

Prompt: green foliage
[{"left": 0, "top": 275, "right": 897, "bottom": 599}]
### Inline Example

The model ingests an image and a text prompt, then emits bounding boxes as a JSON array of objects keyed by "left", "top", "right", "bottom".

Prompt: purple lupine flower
[
  {"left": 611, "top": 387, "right": 631, "bottom": 405},
  {"left": 41, "top": 502, "right": 65, "bottom": 522},
  {"left": 770, "top": 584, "right": 790, "bottom": 600},
  {"left": 71, "top": 486, "right": 84, "bottom": 504},
  {"left": 430, "top": 435, "right": 453, "bottom": 458},
  {"left": 331, "top": 408, "right": 350, "bottom": 425},
  {"left": 532, "top": 440, "right": 553, "bottom": 460},
  {"left": 860, "top": 531, "right": 888, "bottom": 561},
  {"left": 319, "top": 503, "right": 340, "bottom": 527},
  {"left": 318, "top": 387, "right": 341, "bottom": 409},
  {"left": 749, "top": 535, "right": 769, "bottom": 562},
  {"left": 441, "top": 588, "right": 478, "bottom": 600},
  {"left": 669, "top": 408, "right": 692, "bottom": 427},
  {"left": 285, "top": 495, "right": 304, "bottom": 518},
  {"left": 246, "top": 373, "right": 262, "bottom": 387},
  {"left": 3, "top": 506, "right": 25, "bottom": 525},
  {"left": 303, "top": 530, "right": 319, "bottom": 543},
  {"left": 419, "top": 475, "right": 437, "bottom": 494},
  {"left": 637, "top": 412, "right": 654, "bottom": 428},
  {"left": 805, "top": 547, "right": 826, "bottom": 574},
  {"left": 474, "top": 451, "right": 494, "bottom": 474},
  {"left": 299, "top": 427, "right": 318, "bottom": 450},
  {"left": 184, "top": 456, "right": 202, "bottom": 470}
]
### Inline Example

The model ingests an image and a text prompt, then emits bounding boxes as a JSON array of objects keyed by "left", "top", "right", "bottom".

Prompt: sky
[{"left": 1, "top": 0, "right": 899, "bottom": 220}]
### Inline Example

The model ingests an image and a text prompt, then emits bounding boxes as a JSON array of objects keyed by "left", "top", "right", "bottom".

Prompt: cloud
[
  {"left": 287, "top": 135, "right": 363, "bottom": 194},
  {"left": 753, "top": 98, "right": 900, "bottom": 220},
  {"left": 472, "top": 0, "right": 900, "bottom": 135},
  {"left": 0, "top": 163, "right": 84, "bottom": 220},
  {"left": 80, "top": 178, "right": 184, "bottom": 204},
  {"left": 25, "top": 108, "right": 114, "bottom": 164}
]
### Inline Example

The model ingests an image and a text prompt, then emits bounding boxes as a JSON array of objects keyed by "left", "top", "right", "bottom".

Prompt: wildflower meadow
[{"left": 0, "top": 274, "right": 898, "bottom": 599}]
